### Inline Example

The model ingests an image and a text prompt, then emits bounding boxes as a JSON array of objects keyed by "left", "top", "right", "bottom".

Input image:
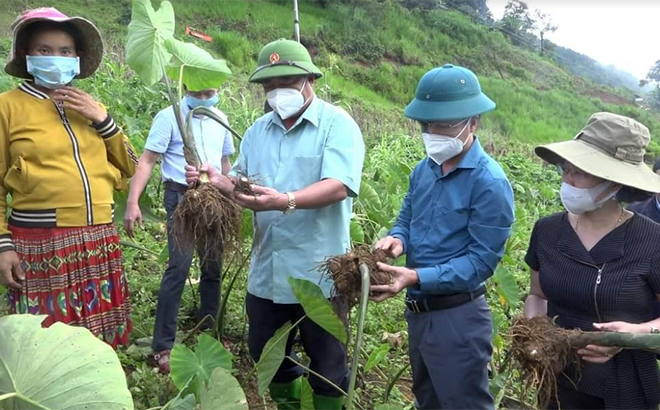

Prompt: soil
[
  {"left": 172, "top": 183, "right": 242, "bottom": 261},
  {"left": 509, "top": 316, "right": 581, "bottom": 408},
  {"left": 319, "top": 245, "right": 392, "bottom": 307},
  {"left": 233, "top": 173, "right": 256, "bottom": 196}
]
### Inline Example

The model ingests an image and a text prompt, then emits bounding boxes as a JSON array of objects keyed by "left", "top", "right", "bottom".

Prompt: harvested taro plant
[
  {"left": 509, "top": 315, "right": 660, "bottom": 408},
  {"left": 318, "top": 245, "right": 399, "bottom": 410},
  {"left": 319, "top": 244, "right": 392, "bottom": 307},
  {"left": 126, "top": 0, "right": 244, "bottom": 260}
]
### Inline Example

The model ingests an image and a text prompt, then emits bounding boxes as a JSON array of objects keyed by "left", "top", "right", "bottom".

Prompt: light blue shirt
[
  {"left": 389, "top": 138, "right": 515, "bottom": 298},
  {"left": 145, "top": 100, "right": 235, "bottom": 185},
  {"left": 232, "top": 97, "right": 365, "bottom": 303}
]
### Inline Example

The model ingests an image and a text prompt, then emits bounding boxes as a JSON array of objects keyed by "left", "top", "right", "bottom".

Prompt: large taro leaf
[
  {"left": 493, "top": 265, "right": 520, "bottom": 308},
  {"left": 168, "top": 394, "right": 196, "bottom": 410},
  {"left": 170, "top": 333, "right": 232, "bottom": 397},
  {"left": 300, "top": 378, "right": 314, "bottom": 410},
  {"left": 201, "top": 368, "right": 248, "bottom": 410},
  {"left": 0, "top": 314, "right": 133, "bottom": 410},
  {"left": 288, "top": 277, "right": 347, "bottom": 344},
  {"left": 257, "top": 321, "right": 292, "bottom": 396},
  {"left": 126, "top": 0, "right": 175, "bottom": 86},
  {"left": 164, "top": 38, "right": 232, "bottom": 92}
]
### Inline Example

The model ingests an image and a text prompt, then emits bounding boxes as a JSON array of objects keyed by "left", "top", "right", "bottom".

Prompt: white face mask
[
  {"left": 560, "top": 181, "right": 620, "bottom": 215},
  {"left": 421, "top": 120, "right": 470, "bottom": 165},
  {"left": 266, "top": 79, "right": 308, "bottom": 120}
]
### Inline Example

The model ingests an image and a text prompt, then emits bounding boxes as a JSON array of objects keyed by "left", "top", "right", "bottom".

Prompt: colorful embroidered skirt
[{"left": 7, "top": 224, "right": 132, "bottom": 349}]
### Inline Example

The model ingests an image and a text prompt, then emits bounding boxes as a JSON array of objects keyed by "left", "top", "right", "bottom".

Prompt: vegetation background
[{"left": 1, "top": 0, "right": 659, "bottom": 408}]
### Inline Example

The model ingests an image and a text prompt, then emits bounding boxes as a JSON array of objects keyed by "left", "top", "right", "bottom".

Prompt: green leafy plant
[
  {"left": 161, "top": 333, "right": 246, "bottom": 410},
  {"left": 0, "top": 314, "right": 133, "bottom": 410}
]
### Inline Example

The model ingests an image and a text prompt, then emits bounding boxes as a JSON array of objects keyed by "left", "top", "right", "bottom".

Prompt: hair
[
  {"left": 20, "top": 21, "right": 83, "bottom": 54},
  {"left": 616, "top": 186, "right": 653, "bottom": 204}
]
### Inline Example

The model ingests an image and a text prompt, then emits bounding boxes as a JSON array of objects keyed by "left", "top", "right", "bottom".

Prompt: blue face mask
[
  {"left": 185, "top": 94, "right": 219, "bottom": 108},
  {"left": 26, "top": 56, "right": 80, "bottom": 89}
]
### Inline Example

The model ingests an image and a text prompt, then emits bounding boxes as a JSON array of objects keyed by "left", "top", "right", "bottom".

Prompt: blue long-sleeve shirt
[{"left": 389, "top": 138, "right": 515, "bottom": 298}]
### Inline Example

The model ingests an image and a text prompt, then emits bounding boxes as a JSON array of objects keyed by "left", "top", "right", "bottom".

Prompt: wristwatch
[
  {"left": 648, "top": 324, "right": 660, "bottom": 334},
  {"left": 283, "top": 192, "right": 296, "bottom": 215}
]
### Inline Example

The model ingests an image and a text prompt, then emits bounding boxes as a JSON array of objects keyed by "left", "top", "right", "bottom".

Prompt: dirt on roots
[
  {"left": 319, "top": 245, "right": 392, "bottom": 307},
  {"left": 172, "top": 183, "right": 242, "bottom": 261},
  {"left": 509, "top": 316, "right": 582, "bottom": 408}
]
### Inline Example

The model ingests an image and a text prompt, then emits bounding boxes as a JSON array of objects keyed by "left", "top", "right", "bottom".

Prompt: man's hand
[
  {"left": 369, "top": 262, "right": 419, "bottom": 303},
  {"left": 374, "top": 236, "right": 404, "bottom": 258},
  {"left": 0, "top": 251, "right": 25, "bottom": 290},
  {"left": 234, "top": 185, "right": 288, "bottom": 212},
  {"left": 52, "top": 86, "right": 107, "bottom": 123},
  {"left": 123, "top": 202, "right": 143, "bottom": 238},
  {"left": 185, "top": 163, "right": 234, "bottom": 195}
]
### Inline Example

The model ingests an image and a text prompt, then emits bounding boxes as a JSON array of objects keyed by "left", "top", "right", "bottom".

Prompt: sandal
[{"left": 153, "top": 350, "right": 171, "bottom": 374}]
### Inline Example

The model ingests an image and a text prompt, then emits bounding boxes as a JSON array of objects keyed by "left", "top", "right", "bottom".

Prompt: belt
[
  {"left": 405, "top": 286, "right": 486, "bottom": 313},
  {"left": 164, "top": 181, "right": 189, "bottom": 193}
]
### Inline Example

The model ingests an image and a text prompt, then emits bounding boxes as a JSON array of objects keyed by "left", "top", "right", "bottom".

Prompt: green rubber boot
[
  {"left": 269, "top": 378, "right": 302, "bottom": 410},
  {"left": 313, "top": 394, "right": 345, "bottom": 410}
]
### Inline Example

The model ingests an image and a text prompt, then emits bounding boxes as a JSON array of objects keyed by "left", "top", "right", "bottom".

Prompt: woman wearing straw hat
[
  {"left": 524, "top": 112, "right": 660, "bottom": 409},
  {"left": 0, "top": 7, "right": 138, "bottom": 349}
]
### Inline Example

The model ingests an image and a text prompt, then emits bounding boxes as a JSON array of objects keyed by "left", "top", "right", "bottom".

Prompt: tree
[
  {"left": 399, "top": 0, "right": 443, "bottom": 10},
  {"left": 640, "top": 61, "right": 660, "bottom": 88},
  {"left": 498, "top": 0, "right": 536, "bottom": 48},
  {"left": 443, "top": 0, "right": 493, "bottom": 23},
  {"left": 532, "top": 9, "right": 557, "bottom": 55},
  {"left": 646, "top": 60, "right": 660, "bottom": 83}
]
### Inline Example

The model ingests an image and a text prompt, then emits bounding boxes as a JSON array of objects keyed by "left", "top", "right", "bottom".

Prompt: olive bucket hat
[
  {"left": 405, "top": 64, "right": 495, "bottom": 122},
  {"left": 5, "top": 7, "right": 104, "bottom": 79},
  {"left": 535, "top": 112, "right": 660, "bottom": 193},
  {"left": 249, "top": 38, "right": 322, "bottom": 83}
]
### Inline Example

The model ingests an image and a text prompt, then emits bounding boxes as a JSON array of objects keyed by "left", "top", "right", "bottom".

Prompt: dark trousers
[
  {"left": 246, "top": 293, "right": 349, "bottom": 397},
  {"left": 407, "top": 295, "right": 494, "bottom": 410},
  {"left": 547, "top": 384, "right": 604, "bottom": 410},
  {"left": 152, "top": 188, "right": 222, "bottom": 352}
]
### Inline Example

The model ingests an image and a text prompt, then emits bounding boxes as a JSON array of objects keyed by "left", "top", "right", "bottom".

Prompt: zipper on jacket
[
  {"left": 54, "top": 102, "right": 93, "bottom": 225},
  {"left": 593, "top": 265, "right": 605, "bottom": 323}
]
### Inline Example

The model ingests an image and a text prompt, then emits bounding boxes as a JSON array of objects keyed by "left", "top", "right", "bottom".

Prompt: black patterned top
[{"left": 525, "top": 212, "right": 660, "bottom": 409}]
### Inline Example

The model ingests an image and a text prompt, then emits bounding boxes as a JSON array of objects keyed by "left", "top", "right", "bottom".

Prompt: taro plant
[
  {"left": 156, "top": 333, "right": 248, "bottom": 410},
  {"left": 245, "top": 272, "right": 376, "bottom": 410},
  {"left": 125, "top": 0, "right": 243, "bottom": 265},
  {"left": 0, "top": 314, "right": 134, "bottom": 410}
]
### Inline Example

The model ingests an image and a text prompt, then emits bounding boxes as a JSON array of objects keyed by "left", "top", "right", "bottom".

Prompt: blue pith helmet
[{"left": 405, "top": 64, "right": 496, "bottom": 122}]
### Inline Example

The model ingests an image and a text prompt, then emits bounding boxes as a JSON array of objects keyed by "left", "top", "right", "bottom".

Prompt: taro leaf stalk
[
  {"left": 346, "top": 263, "right": 371, "bottom": 410},
  {"left": 568, "top": 331, "right": 660, "bottom": 354},
  {"left": 126, "top": 0, "right": 233, "bottom": 181}
]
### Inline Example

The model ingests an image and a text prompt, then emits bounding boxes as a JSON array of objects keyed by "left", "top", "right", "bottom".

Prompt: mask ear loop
[{"left": 455, "top": 119, "right": 472, "bottom": 147}]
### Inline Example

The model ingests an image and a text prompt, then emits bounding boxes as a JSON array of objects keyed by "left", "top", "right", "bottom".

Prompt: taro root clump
[
  {"left": 319, "top": 244, "right": 392, "bottom": 307},
  {"left": 172, "top": 183, "right": 242, "bottom": 261}
]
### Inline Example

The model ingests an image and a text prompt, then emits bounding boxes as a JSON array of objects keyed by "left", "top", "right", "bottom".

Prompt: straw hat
[
  {"left": 5, "top": 7, "right": 103, "bottom": 79},
  {"left": 535, "top": 112, "right": 660, "bottom": 193}
]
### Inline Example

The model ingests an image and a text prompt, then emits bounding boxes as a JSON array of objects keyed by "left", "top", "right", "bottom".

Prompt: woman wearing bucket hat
[
  {"left": 0, "top": 8, "right": 138, "bottom": 349},
  {"left": 524, "top": 112, "right": 660, "bottom": 409}
]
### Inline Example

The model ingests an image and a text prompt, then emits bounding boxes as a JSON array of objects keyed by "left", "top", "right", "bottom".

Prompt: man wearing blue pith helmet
[{"left": 370, "top": 64, "right": 515, "bottom": 409}]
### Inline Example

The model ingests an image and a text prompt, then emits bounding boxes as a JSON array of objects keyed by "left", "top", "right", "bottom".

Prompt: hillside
[
  {"left": 553, "top": 45, "right": 649, "bottom": 95},
  {"left": 3, "top": 0, "right": 659, "bottom": 151},
  {"left": 2, "top": 1, "right": 660, "bottom": 409}
]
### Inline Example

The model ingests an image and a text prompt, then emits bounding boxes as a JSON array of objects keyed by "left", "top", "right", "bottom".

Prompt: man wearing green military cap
[
  {"left": 186, "top": 39, "right": 365, "bottom": 410},
  {"left": 370, "top": 64, "right": 515, "bottom": 409}
]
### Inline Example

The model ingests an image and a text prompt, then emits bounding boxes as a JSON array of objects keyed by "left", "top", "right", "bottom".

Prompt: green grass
[
  {"left": 1, "top": 0, "right": 660, "bottom": 408},
  {"left": 5, "top": 0, "right": 658, "bottom": 144}
]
